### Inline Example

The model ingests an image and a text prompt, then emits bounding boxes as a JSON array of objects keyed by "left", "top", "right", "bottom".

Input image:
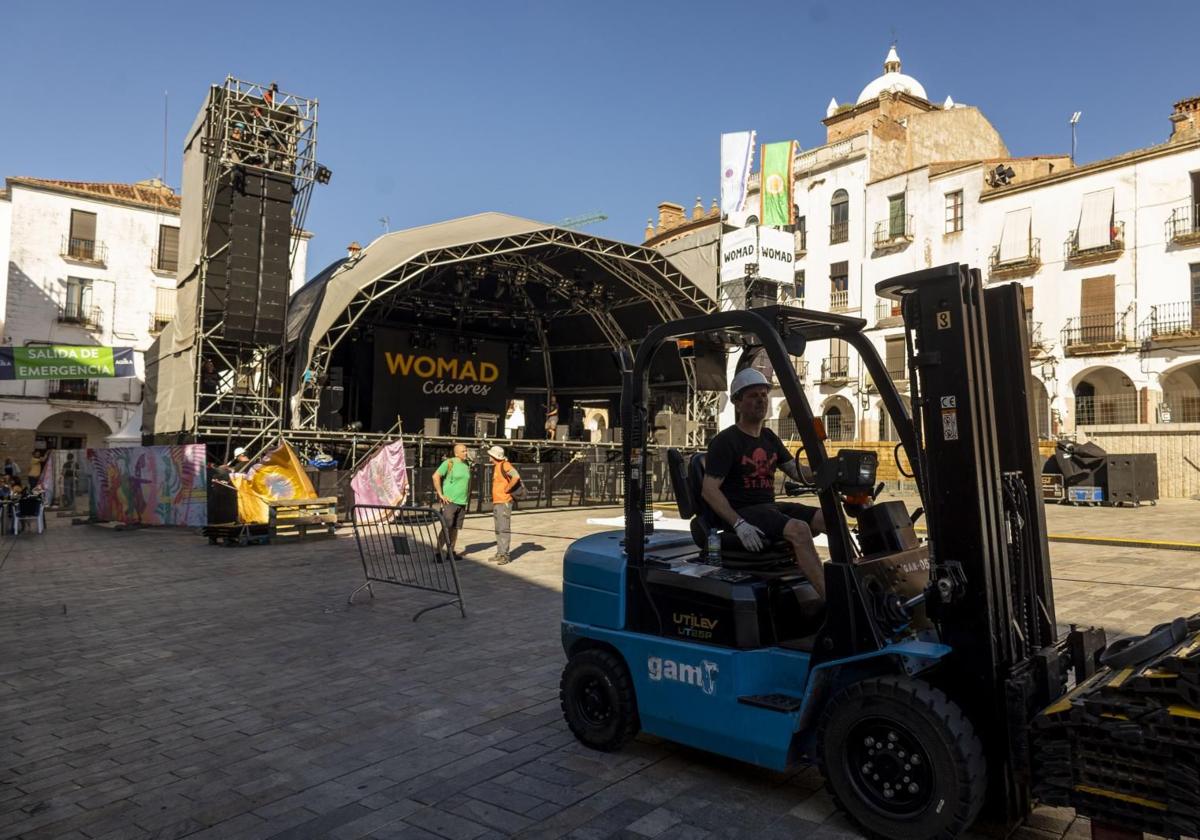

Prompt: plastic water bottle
[{"left": 706, "top": 529, "right": 722, "bottom": 565}]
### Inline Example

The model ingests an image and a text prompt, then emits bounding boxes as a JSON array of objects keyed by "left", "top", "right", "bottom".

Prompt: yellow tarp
[{"left": 232, "top": 441, "right": 317, "bottom": 523}]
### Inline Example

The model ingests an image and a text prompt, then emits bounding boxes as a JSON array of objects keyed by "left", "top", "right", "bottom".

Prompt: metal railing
[
  {"left": 824, "top": 415, "right": 853, "bottom": 441},
  {"left": 57, "top": 303, "right": 102, "bottom": 329},
  {"left": 1165, "top": 203, "right": 1200, "bottom": 242},
  {"left": 830, "top": 289, "right": 851, "bottom": 312},
  {"left": 875, "top": 299, "right": 901, "bottom": 321},
  {"left": 989, "top": 238, "right": 1041, "bottom": 274},
  {"left": 1064, "top": 220, "right": 1124, "bottom": 261},
  {"left": 61, "top": 236, "right": 107, "bottom": 264},
  {"left": 1028, "top": 320, "right": 1049, "bottom": 351},
  {"left": 151, "top": 247, "right": 179, "bottom": 274},
  {"left": 1138, "top": 300, "right": 1200, "bottom": 342},
  {"left": 830, "top": 220, "right": 849, "bottom": 244},
  {"left": 1074, "top": 393, "right": 1138, "bottom": 426},
  {"left": 886, "top": 361, "right": 907, "bottom": 381},
  {"left": 47, "top": 379, "right": 99, "bottom": 400},
  {"left": 794, "top": 359, "right": 809, "bottom": 382},
  {"left": 873, "top": 215, "right": 914, "bottom": 247},
  {"left": 819, "top": 356, "right": 850, "bottom": 383},
  {"left": 766, "top": 417, "right": 801, "bottom": 441},
  {"left": 1061, "top": 313, "right": 1131, "bottom": 350}
]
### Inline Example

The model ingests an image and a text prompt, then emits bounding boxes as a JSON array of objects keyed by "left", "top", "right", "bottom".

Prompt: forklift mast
[{"left": 879, "top": 264, "right": 1058, "bottom": 822}]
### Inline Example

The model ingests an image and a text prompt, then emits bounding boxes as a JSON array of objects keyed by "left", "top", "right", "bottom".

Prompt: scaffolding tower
[{"left": 182, "top": 77, "right": 320, "bottom": 456}]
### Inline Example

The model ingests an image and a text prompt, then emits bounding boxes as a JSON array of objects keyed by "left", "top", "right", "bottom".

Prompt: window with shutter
[
  {"left": 68, "top": 210, "right": 97, "bottom": 260},
  {"left": 1080, "top": 275, "right": 1115, "bottom": 343},
  {"left": 885, "top": 336, "right": 906, "bottom": 379},
  {"left": 157, "top": 226, "right": 180, "bottom": 272},
  {"left": 888, "top": 194, "right": 906, "bottom": 238},
  {"left": 830, "top": 190, "right": 849, "bottom": 244}
]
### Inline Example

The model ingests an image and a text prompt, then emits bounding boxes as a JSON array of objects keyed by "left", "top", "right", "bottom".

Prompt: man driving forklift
[{"left": 701, "top": 367, "right": 827, "bottom": 597}]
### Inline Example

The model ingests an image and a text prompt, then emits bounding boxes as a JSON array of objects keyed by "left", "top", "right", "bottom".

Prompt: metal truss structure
[
  {"left": 190, "top": 77, "right": 320, "bottom": 454},
  {"left": 289, "top": 227, "right": 717, "bottom": 446}
]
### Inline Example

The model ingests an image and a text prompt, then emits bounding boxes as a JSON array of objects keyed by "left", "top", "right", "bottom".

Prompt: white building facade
[
  {"left": 648, "top": 49, "right": 1200, "bottom": 448},
  {"left": 0, "top": 177, "right": 310, "bottom": 468}
]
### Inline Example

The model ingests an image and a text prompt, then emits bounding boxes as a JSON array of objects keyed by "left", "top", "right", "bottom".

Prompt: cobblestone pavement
[{"left": 2, "top": 501, "right": 1198, "bottom": 840}]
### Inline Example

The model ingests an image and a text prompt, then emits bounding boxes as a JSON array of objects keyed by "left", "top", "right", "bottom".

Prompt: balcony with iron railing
[
  {"left": 829, "top": 220, "right": 849, "bottom": 244},
  {"left": 793, "top": 359, "right": 809, "bottom": 383},
  {"left": 1064, "top": 221, "right": 1124, "bottom": 265},
  {"left": 872, "top": 215, "right": 914, "bottom": 250},
  {"left": 1165, "top": 202, "right": 1200, "bottom": 245},
  {"left": 57, "top": 303, "right": 103, "bottom": 330},
  {"left": 988, "top": 238, "right": 1041, "bottom": 279},
  {"left": 1027, "top": 320, "right": 1052, "bottom": 357},
  {"left": 1061, "top": 312, "right": 1133, "bottom": 356},
  {"left": 818, "top": 356, "right": 850, "bottom": 385},
  {"left": 47, "top": 379, "right": 99, "bottom": 401},
  {"left": 875, "top": 298, "right": 902, "bottom": 325},
  {"left": 829, "top": 289, "right": 853, "bottom": 313},
  {"left": 1138, "top": 300, "right": 1200, "bottom": 348},
  {"left": 60, "top": 235, "right": 107, "bottom": 265}
]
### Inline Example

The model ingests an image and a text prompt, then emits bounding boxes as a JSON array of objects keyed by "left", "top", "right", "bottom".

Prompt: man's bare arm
[
  {"left": 701, "top": 475, "right": 743, "bottom": 528},
  {"left": 780, "top": 460, "right": 814, "bottom": 483}
]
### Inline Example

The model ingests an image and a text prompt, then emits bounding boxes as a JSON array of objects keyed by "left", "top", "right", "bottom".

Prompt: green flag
[{"left": 759, "top": 141, "right": 795, "bottom": 227}]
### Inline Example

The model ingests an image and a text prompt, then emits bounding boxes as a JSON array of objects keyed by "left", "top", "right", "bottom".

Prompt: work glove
[{"left": 733, "top": 519, "right": 766, "bottom": 552}]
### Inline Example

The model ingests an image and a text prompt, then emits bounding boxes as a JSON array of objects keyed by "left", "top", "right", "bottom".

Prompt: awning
[
  {"left": 999, "top": 208, "right": 1032, "bottom": 263},
  {"left": 1077, "top": 189, "right": 1114, "bottom": 251}
]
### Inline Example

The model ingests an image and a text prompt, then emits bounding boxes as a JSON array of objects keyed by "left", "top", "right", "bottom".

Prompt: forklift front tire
[
  {"left": 560, "top": 648, "right": 639, "bottom": 752},
  {"left": 817, "top": 676, "right": 986, "bottom": 840}
]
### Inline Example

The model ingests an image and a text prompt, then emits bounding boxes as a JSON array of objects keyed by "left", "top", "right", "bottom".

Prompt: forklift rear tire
[
  {"left": 817, "top": 676, "right": 985, "bottom": 840},
  {"left": 560, "top": 648, "right": 639, "bottom": 751}
]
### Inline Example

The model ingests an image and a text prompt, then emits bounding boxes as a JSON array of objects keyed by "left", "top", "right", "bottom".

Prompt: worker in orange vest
[{"left": 487, "top": 445, "right": 521, "bottom": 565}]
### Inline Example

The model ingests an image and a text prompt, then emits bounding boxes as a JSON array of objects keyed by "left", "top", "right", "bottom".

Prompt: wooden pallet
[{"left": 268, "top": 497, "right": 338, "bottom": 540}]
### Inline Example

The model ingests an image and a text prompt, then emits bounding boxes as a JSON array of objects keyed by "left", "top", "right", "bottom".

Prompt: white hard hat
[
  {"left": 487, "top": 445, "right": 506, "bottom": 460},
  {"left": 731, "top": 368, "right": 770, "bottom": 398},
  {"left": 233, "top": 447, "right": 246, "bottom": 457}
]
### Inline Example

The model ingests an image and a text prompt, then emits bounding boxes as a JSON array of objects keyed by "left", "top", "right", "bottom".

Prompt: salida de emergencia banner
[{"left": 0, "top": 345, "right": 136, "bottom": 380}]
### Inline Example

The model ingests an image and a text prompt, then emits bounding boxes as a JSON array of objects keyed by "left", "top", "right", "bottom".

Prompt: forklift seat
[{"left": 667, "top": 449, "right": 795, "bottom": 570}]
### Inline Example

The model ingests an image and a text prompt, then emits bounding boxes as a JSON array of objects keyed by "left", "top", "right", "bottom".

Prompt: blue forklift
[{"left": 559, "top": 264, "right": 1107, "bottom": 839}]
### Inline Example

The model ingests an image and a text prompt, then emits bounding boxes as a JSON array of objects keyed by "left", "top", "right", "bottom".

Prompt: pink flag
[{"left": 351, "top": 440, "right": 409, "bottom": 519}]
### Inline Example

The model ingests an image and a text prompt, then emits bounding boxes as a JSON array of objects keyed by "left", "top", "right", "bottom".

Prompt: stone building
[
  {"left": 646, "top": 47, "right": 1200, "bottom": 455},
  {"left": 0, "top": 176, "right": 311, "bottom": 470}
]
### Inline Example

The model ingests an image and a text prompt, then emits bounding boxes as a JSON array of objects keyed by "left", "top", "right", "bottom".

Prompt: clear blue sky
[{"left": 3, "top": 1, "right": 1197, "bottom": 277}]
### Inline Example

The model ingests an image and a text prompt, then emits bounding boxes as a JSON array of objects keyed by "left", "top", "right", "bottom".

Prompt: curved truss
[{"left": 292, "top": 227, "right": 714, "bottom": 442}]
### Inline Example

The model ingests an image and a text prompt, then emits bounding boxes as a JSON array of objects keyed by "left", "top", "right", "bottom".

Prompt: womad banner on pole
[
  {"left": 0, "top": 346, "right": 136, "bottom": 380},
  {"left": 719, "top": 131, "right": 756, "bottom": 216},
  {"left": 350, "top": 439, "right": 409, "bottom": 522},
  {"left": 231, "top": 440, "right": 317, "bottom": 524},
  {"left": 759, "top": 141, "right": 796, "bottom": 227}
]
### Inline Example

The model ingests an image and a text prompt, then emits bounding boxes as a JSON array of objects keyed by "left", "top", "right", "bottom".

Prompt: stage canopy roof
[{"left": 285, "top": 212, "right": 716, "bottom": 427}]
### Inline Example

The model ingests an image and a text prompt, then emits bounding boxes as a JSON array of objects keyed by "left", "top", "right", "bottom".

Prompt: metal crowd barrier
[{"left": 348, "top": 504, "right": 466, "bottom": 621}]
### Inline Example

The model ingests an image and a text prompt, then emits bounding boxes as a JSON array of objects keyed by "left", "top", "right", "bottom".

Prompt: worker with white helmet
[{"left": 700, "top": 367, "right": 826, "bottom": 597}]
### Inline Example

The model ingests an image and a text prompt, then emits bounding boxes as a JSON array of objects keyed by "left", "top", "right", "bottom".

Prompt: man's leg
[
  {"left": 782, "top": 518, "right": 825, "bottom": 599},
  {"left": 494, "top": 502, "right": 512, "bottom": 561}
]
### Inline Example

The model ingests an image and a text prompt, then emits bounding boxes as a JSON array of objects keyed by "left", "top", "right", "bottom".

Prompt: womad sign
[
  {"left": 0, "top": 345, "right": 136, "bottom": 380},
  {"left": 718, "top": 225, "right": 794, "bottom": 284},
  {"left": 370, "top": 327, "right": 508, "bottom": 431}
]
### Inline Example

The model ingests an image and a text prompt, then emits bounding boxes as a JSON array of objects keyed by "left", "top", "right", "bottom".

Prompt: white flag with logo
[{"left": 720, "top": 131, "right": 756, "bottom": 216}]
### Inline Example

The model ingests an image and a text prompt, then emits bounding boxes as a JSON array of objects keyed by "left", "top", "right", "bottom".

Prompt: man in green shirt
[{"left": 433, "top": 443, "right": 471, "bottom": 561}]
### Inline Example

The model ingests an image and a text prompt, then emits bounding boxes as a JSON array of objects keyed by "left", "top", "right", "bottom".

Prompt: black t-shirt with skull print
[{"left": 704, "top": 425, "right": 793, "bottom": 509}]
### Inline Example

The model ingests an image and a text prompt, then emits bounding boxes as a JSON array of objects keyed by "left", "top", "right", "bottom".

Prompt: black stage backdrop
[{"left": 370, "top": 327, "right": 508, "bottom": 432}]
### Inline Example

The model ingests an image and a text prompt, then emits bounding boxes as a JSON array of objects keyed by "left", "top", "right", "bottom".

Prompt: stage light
[
  {"left": 514, "top": 267, "right": 529, "bottom": 286},
  {"left": 344, "top": 420, "right": 363, "bottom": 432},
  {"left": 472, "top": 262, "right": 488, "bottom": 281},
  {"left": 315, "top": 164, "right": 332, "bottom": 185}
]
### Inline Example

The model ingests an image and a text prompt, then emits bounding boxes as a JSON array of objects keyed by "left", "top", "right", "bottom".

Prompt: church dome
[{"left": 856, "top": 46, "right": 928, "bottom": 104}]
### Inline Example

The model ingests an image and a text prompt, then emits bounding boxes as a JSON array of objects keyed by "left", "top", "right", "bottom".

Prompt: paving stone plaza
[{"left": 2, "top": 501, "right": 1198, "bottom": 840}]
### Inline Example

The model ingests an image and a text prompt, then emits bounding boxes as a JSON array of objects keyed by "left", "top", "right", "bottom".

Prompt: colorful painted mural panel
[{"left": 87, "top": 445, "right": 208, "bottom": 526}]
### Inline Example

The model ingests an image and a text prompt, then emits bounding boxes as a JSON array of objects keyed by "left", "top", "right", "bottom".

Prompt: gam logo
[{"left": 647, "top": 656, "right": 719, "bottom": 695}]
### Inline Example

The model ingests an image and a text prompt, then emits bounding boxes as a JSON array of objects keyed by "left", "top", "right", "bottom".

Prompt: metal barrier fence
[{"left": 348, "top": 505, "right": 466, "bottom": 621}]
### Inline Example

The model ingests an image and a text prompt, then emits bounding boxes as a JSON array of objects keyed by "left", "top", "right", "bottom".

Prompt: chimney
[
  {"left": 347, "top": 241, "right": 362, "bottom": 260},
  {"left": 709, "top": 198, "right": 719, "bottom": 218},
  {"left": 657, "top": 201, "right": 686, "bottom": 233},
  {"left": 1169, "top": 95, "right": 1200, "bottom": 143},
  {"left": 692, "top": 196, "right": 705, "bottom": 221},
  {"left": 644, "top": 219, "right": 656, "bottom": 241}
]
